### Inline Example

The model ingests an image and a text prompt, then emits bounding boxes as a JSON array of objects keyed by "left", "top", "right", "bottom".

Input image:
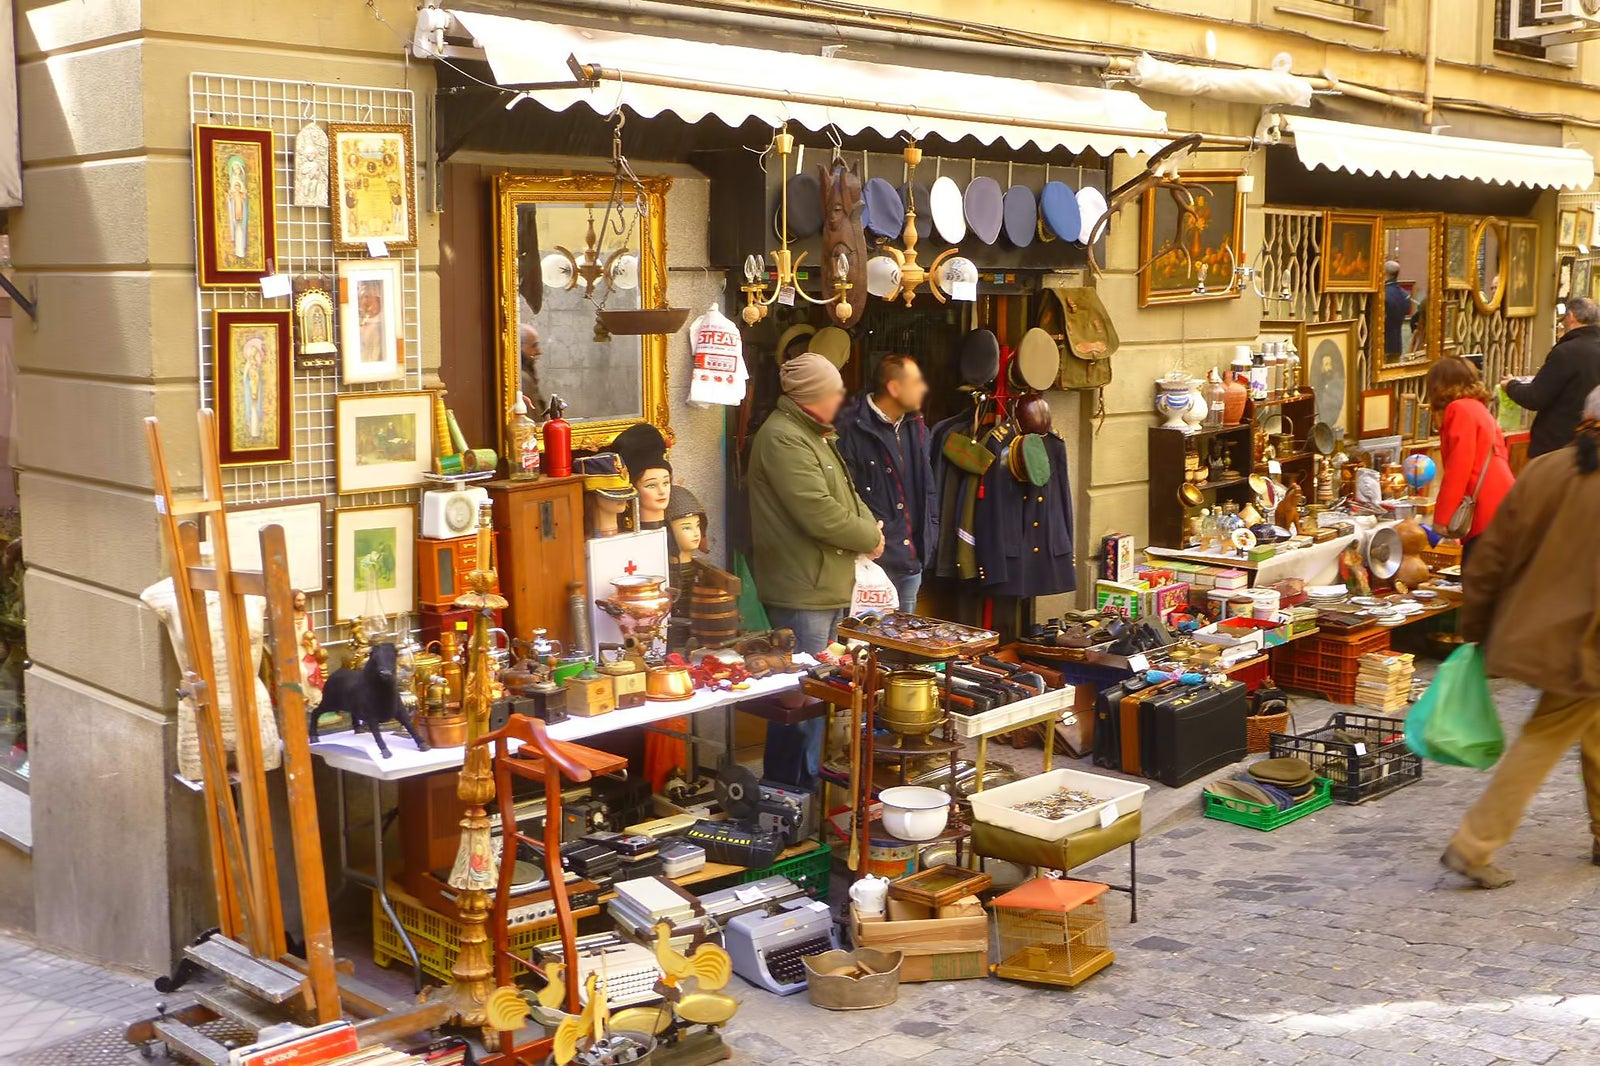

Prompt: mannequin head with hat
[
  {"left": 782, "top": 352, "right": 847, "bottom": 425},
  {"left": 664, "top": 484, "right": 709, "bottom": 565},
  {"left": 872, "top": 355, "right": 927, "bottom": 422},
  {"left": 610, "top": 423, "right": 672, "bottom": 527}
]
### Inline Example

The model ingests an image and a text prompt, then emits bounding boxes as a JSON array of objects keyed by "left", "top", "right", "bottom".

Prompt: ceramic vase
[
  {"left": 1221, "top": 371, "right": 1249, "bottom": 425},
  {"left": 1155, "top": 374, "right": 1194, "bottom": 431}
]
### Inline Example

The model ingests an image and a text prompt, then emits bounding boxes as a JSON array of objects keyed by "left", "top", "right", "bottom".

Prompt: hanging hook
[
  {"left": 301, "top": 99, "right": 315, "bottom": 123},
  {"left": 358, "top": 103, "right": 373, "bottom": 123}
]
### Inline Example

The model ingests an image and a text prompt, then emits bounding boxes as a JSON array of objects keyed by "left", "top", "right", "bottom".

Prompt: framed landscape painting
[
  {"left": 334, "top": 391, "right": 432, "bottom": 494},
  {"left": 332, "top": 504, "right": 415, "bottom": 622},
  {"left": 194, "top": 124, "right": 278, "bottom": 287},
  {"left": 213, "top": 308, "right": 292, "bottom": 466}
]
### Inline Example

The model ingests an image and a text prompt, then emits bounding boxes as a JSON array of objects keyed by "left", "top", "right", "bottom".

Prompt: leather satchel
[
  {"left": 1037, "top": 282, "right": 1118, "bottom": 391},
  {"left": 1441, "top": 452, "right": 1492, "bottom": 540}
]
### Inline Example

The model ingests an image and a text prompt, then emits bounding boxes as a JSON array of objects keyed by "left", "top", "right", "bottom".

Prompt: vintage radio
[{"left": 418, "top": 533, "right": 500, "bottom": 609}]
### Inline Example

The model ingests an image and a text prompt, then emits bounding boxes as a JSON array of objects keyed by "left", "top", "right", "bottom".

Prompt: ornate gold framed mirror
[
  {"left": 1470, "top": 217, "right": 1508, "bottom": 315},
  {"left": 492, "top": 172, "right": 673, "bottom": 457},
  {"left": 1371, "top": 213, "right": 1443, "bottom": 383}
]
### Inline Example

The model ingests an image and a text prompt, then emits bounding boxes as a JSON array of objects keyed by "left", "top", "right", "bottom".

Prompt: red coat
[{"left": 1434, "top": 398, "right": 1515, "bottom": 541}]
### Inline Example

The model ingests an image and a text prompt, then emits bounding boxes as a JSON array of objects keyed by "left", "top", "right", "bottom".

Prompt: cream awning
[
  {"left": 444, "top": 11, "right": 1172, "bottom": 158},
  {"left": 1288, "top": 115, "right": 1594, "bottom": 191}
]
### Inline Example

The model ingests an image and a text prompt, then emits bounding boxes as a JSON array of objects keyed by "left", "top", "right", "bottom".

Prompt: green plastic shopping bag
[{"left": 1404, "top": 643, "right": 1505, "bottom": 769}]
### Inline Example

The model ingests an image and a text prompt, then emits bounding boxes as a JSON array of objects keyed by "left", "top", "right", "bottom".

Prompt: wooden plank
[
  {"left": 259, "top": 523, "right": 342, "bottom": 1023},
  {"left": 124, "top": 1000, "right": 215, "bottom": 1045},
  {"left": 151, "top": 1019, "right": 231, "bottom": 1066},
  {"left": 194, "top": 985, "right": 292, "bottom": 1034},
  {"left": 184, "top": 565, "right": 268, "bottom": 597},
  {"left": 352, "top": 998, "right": 456, "bottom": 1048},
  {"left": 185, "top": 936, "right": 308, "bottom": 1003}
]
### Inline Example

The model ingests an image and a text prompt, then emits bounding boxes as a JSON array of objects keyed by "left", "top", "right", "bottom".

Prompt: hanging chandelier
[{"left": 740, "top": 126, "right": 853, "bottom": 326}]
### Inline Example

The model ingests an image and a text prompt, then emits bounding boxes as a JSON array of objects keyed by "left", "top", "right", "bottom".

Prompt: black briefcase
[
  {"left": 1138, "top": 680, "right": 1249, "bottom": 787},
  {"left": 1093, "top": 682, "right": 1125, "bottom": 770}
]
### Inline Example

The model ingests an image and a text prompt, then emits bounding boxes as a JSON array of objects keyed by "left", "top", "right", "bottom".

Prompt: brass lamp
[
  {"left": 880, "top": 142, "right": 960, "bottom": 306},
  {"left": 740, "top": 126, "right": 853, "bottom": 325}
]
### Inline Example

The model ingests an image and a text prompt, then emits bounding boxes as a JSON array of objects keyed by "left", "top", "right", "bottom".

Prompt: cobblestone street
[{"left": 6, "top": 678, "right": 1600, "bottom": 1065}]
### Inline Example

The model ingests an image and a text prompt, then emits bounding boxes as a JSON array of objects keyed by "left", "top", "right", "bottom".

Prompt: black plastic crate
[{"left": 1268, "top": 711, "right": 1420, "bottom": 804}]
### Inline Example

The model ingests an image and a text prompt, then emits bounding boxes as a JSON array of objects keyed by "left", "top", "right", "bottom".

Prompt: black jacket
[
  {"left": 836, "top": 393, "right": 937, "bottom": 579},
  {"left": 1506, "top": 324, "right": 1600, "bottom": 459}
]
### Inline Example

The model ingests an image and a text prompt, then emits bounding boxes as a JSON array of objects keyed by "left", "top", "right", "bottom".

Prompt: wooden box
[
  {"left": 417, "top": 533, "right": 500, "bottom": 609},
  {"left": 489, "top": 476, "right": 586, "bottom": 646},
  {"left": 418, "top": 604, "right": 504, "bottom": 648},
  {"left": 850, "top": 902, "right": 989, "bottom": 983}
]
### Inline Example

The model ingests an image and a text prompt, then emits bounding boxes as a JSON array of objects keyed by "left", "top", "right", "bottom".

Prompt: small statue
[
  {"left": 313, "top": 642, "right": 430, "bottom": 758},
  {"left": 1338, "top": 542, "right": 1371, "bottom": 598},
  {"left": 292, "top": 590, "right": 326, "bottom": 710}
]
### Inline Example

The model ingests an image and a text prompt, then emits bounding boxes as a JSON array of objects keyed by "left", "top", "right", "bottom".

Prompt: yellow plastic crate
[{"left": 372, "top": 883, "right": 557, "bottom": 985}]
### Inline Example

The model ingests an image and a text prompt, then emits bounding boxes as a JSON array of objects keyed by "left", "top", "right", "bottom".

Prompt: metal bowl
[{"left": 803, "top": 948, "right": 904, "bottom": 1010}]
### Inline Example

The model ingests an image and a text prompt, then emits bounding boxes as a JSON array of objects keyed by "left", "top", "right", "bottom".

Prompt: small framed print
[
  {"left": 1399, "top": 393, "right": 1419, "bottom": 442},
  {"left": 213, "top": 309, "right": 292, "bottom": 466},
  {"left": 1574, "top": 257, "right": 1594, "bottom": 302},
  {"left": 1359, "top": 389, "right": 1396, "bottom": 439},
  {"left": 1560, "top": 256, "right": 1575, "bottom": 301},
  {"left": 337, "top": 258, "right": 404, "bottom": 384},
  {"left": 1579, "top": 208, "right": 1596, "bottom": 250},
  {"left": 224, "top": 499, "right": 327, "bottom": 592},
  {"left": 1415, "top": 405, "right": 1432, "bottom": 442},
  {"left": 294, "top": 280, "right": 337, "bottom": 372},
  {"left": 335, "top": 390, "right": 433, "bottom": 494},
  {"left": 333, "top": 504, "right": 416, "bottom": 623},
  {"left": 194, "top": 124, "right": 278, "bottom": 288},
  {"left": 328, "top": 123, "right": 417, "bottom": 252},
  {"left": 1322, "top": 212, "right": 1382, "bottom": 293},
  {"left": 1560, "top": 210, "right": 1579, "bottom": 248},
  {"left": 1445, "top": 216, "right": 1473, "bottom": 291}
]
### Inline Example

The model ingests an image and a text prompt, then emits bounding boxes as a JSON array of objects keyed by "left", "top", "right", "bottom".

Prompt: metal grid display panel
[{"left": 190, "top": 74, "right": 421, "bottom": 639}]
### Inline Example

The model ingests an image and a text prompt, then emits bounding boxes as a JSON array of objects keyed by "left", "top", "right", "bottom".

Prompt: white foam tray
[{"left": 968, "top": 767, "right": 1150, "bottom": 841}]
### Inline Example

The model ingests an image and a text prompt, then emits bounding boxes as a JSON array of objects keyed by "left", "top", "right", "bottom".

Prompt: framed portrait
[
  {"left": 223, "top": 499, "right": 327, "bottom": 593},
  {"left": 1445, "top": 216, "right": 1473, "bottom": 291},
  {"left": 294, "top": 281, "right": 336, "bottom": 372},
  {"left": 1358, "top": 389, "right": 1396, "bottom": 439},
  {"left": 1504, "top": 220, "right": 1540, "bottom": 318},
  {"left": 1321, "top": 212, "right": 1382, "bottom": 293},
  {"left": 193, "top": 124, "right": 278, "bottom": 288},
  {"left": 1574, "top": 257, "right": 1594, "bottom": 303},
  {"left": 332, "top": 504, "right": 416, "bottom": 623},
  {"left": 1560, "top": 210, "right": 1579, "bottom": 248},
  {"left": 1303, "top": 318, "right": 1361, "bottom": 437},
  {"left": 1580, "top": 208, "right": 1596, "bottom": 250},
  {"left": 336, "top": 258, "right": 404, "bottom": 384},
  {"left": 213, "top": 309, "right": 292, "bottom": 466},
  {"left": 335, "top": 391, "right": 433, "bottom": 495},
  {"left": 1138, "top": 171, "right": 1244, "bottom": 306},
  {"left": 327, "top": 123, "right": 417, "bottom": 252}
]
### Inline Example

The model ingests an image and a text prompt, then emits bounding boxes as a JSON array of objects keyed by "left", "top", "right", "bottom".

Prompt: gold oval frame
[
  {"left": 492, "top": 171, "right": 673, "bottom": 457},
  {"left": 1470, "top": 216, "right": 1508, "bottom": 316}
]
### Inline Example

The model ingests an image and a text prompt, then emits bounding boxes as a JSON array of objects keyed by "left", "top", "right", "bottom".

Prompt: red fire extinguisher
[{"left": 542, "top": 395, "right": 572, "bottom": 478}]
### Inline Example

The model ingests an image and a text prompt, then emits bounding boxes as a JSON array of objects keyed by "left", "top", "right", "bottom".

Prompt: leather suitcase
[
  {"left": 1092, "top": 682, "right": 1125, "bottom": 770},
  {"left": 1138, "top": 680, "right": 1249, "bottom": 787},
  {"left": 1118, "top": 680, "right": 1173, "bottom": 777}
]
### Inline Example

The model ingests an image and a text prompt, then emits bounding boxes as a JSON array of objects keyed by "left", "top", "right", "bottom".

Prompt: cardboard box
[
  {"left": 1100, "top": 533, "right": 1136, "bottom": 583},
  {"left": 851, "top": 903, "right": 990, "bottom": 983},
  {"left": 1095, "top": 579, "right": 1147, "bottom": 621}
]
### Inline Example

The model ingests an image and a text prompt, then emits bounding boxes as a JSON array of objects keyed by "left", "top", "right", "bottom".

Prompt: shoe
[
  {"left": 1592, "top": 844, "right": 1600, "bottom": 867},
  {"left": 1441, "top": 846, "right": 1516, "bottom": 889}
]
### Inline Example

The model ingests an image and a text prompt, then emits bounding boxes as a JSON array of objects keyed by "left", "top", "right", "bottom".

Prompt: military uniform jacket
[{"left": 974, "top": 424, "right": 1077, "bottom": 597}]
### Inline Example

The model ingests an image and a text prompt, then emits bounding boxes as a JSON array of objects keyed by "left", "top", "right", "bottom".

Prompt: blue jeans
[
  {"left": 762, "top": 605, "right": 844, "bottom": 787},
  {"left": 889, "top": 569, "right": 922, "bottom": 613}
]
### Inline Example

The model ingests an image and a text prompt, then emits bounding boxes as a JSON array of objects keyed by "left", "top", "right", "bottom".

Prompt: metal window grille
[{"left": 189, "top": 74, "right": 421, "bottom": 640}]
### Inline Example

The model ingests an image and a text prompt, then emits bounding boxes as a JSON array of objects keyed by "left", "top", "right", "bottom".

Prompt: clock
[{"left": 421, "top": 486, "right": 490, "bottom": 539}]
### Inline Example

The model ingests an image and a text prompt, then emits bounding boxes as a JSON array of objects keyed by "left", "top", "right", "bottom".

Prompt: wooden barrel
[{"left": 689, "top": 587, "right": 739, "bottom": 643}]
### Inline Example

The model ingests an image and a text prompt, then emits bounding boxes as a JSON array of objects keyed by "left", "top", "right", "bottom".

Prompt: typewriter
[
  {"left": 534, "top": 931, "right": 663, "bottom": 1007},
  {"left": 724, "top": 897, "right": 837, "bottom": 995}
]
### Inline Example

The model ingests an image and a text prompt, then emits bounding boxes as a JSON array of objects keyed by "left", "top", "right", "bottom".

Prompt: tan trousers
[{"left": 1450, "top": 691, "right": 1600, "bottom": 866}]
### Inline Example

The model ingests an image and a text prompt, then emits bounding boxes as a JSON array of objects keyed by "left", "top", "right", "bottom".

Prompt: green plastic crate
[
  {"left": 1202, "top": 777, "right": 1332, "bottom": 832},
  {"left": 696, "top": 841, "right": 833, "bottom": 901}
]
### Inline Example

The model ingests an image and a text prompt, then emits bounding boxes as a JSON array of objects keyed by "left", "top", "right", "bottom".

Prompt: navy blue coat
[
  {"left": 975, "top": 424, "right": 1077, "bottom": 597},
  {"left": 836, "top": 393, "right": 938, "bottom": 580}
]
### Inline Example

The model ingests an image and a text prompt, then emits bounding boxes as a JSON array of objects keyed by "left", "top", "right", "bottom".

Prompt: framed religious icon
[
  {"left": 213, "top": 308, "right": 292, "bottom": 466},
  {"left": 224, "top": 499, "right": 326, "bottom": 593},
  {"left": 332, "top": 504, "right": 416, "bottom": 622},
  {"left": 294, "top": 280, "right": 337, "bottom": 372},
  {"left": 1445, "top": 216, "right": 1473, "bottom": 291},
  {"left": 1504, "top": 220, "right": 1540, "bottom": 318},
  {"left": 1138, "top": 170, "right": 1244, "bottom": 306},
  {"left": 1321, "top": 212, "right": 1382, "bottom": 293},
  {"left": 334, "top": 390, "right": 433, "bottom": 494},
  {"left": 336, "top": 258, "right": 404, "bottom": 384},
  {"left": 327, "top": 123, "right": 417, "bottom": 251},
  {"left": 1303, "top": 318, "right": 1361, "bottom": 437},
  {"left": 193, "top": 124, "right": 278, "bottom": 287}
]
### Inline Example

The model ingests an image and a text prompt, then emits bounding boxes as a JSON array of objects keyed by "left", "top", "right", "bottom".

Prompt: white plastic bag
[{"left": 850, "top": 555, "right": 900, "bottom": 615}]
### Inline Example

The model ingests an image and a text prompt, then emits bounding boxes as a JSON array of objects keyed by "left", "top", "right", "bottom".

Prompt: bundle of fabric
[{"left": 1204, "top": 756, "right": 1317, "bottom": 811}]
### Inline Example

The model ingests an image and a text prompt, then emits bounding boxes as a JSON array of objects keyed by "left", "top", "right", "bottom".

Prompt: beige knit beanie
[{"left": 780, "top": 352, "right": 845, "bottom": 406}]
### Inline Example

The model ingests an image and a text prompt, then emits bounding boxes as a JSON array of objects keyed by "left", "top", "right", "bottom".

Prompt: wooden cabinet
[
  {"left": 1148, "top": 425, "right": 1254, "bottom": 548},
  {"left": 488, "top": 476, "right": 586, "bottom": 645}
]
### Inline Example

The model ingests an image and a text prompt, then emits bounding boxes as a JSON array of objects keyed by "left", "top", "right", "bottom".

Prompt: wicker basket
[{"left": 1246, "top": 712, "right": 1291, "bottom": 754}]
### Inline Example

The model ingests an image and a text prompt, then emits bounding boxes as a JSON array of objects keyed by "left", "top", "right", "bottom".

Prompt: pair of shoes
[{"left": 1441, "top": 846, "right": 1516, "bottom": 889}]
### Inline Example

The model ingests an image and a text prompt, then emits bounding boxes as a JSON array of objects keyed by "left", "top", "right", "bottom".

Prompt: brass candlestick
[{"left": 443, "top": 501, "right": 509, "bottom": 1026}]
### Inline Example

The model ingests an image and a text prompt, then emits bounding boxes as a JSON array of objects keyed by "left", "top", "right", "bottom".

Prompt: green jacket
[{"left": 748, "top": 396, "right": 882, "bottom": 610}]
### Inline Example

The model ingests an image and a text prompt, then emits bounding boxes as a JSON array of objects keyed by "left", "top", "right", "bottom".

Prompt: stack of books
[
  {"left": 1354, "top": 652, "right": 1416, "bottom": 714},
  {"left": 231, "top": 1023, "right": 424, "bottom": 1066}
]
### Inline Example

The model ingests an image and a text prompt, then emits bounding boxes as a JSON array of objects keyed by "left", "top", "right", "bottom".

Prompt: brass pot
[
  {"left": 880, "top": 670, "right": 943, "bottom": 737},
  {"left": 420, "top": 711, "right": 467, "bottom": 748},
  {"left": 645, "top": 664, "right": 695, "bottom": 702}
]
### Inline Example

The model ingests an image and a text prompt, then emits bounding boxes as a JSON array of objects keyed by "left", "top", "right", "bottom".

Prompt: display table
[
  {"left": 1146, "top": 517, "right": 1395, "bottom": 588},
  {"left": 309, "top": 671, "right": 806, "bottom": 987}
]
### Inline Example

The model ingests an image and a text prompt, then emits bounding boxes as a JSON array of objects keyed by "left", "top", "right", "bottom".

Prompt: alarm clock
[{"left": 421, "top": 486, "right": 490, "bottom": 539}]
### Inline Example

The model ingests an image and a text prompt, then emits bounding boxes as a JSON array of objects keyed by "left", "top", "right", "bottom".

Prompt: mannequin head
[
  {"left": 669, "top": 513, "right": 707, "bottom": 564},
  {"left": 585, "top": 491, "right": 633, "bottom": 537},
  {"left": 635, "top": 466, "right": 672, "bottom": 526}
]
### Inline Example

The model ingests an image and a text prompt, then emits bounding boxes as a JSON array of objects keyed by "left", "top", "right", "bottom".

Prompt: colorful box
[
  {"left": 1151, "top": 583, "right": 1191, "bottom": 623},
  {"left": 1100, "top": 533, "right": 1137, "bottom": 583},
  {"left": 1096, "top": 579, "right": 1146, "bottom": 621},
  {"left": 1214, "top": 568, "right": 1249, "bottom": 591}
]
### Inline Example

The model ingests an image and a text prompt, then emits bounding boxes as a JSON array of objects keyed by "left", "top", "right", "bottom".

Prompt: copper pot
[
  {"left": 420, "top": 711, "right": 467, "bottom": 748},
  {"left": 596, "top": 574, "right": 678, "bottom": 635},
  {"left": 645, "top": 664, "right": 696, "bottom": 702},
  {"left": 880, "top": 669, "right": 943, "bottom": 737}
]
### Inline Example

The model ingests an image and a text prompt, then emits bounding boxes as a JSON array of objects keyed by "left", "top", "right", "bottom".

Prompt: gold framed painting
[
  {"left": 1322, "top": 212, "right": 1382, "bottom": 293},
  {"left": 194, "top": 124, "right": 278, "bottom": 287},
  {"left": 1504, "top": 220, "right": 1540, "bottom": 319},
  {"left": 1138, "top": 170, "right": 1244, "bottom": 306},
  {"left": 1303, "top": 318, "right": 1361, "bottom": 438},
  {"left": 327, "top": 123, "right": 417, "bottom": 252},
  {"left": 332, "top": 504, "right": 416, "bottom": 623},
  {"left": 334, "top": 391, "right": 433, "bottom": 495},
  {"left": 213, "top": 308, "right": 292, "bottom": 466},
  {"left": 1445, "top": 216, "right": 1474, "bottom": 291}
]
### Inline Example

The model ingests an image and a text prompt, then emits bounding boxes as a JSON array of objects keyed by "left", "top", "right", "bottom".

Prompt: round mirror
[{"left": 1471, "top": 218, "right": 1507, "bottom": 314}]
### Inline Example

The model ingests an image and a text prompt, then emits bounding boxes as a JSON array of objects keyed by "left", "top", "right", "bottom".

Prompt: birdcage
[{"left": 989, "top": 878, "right": 1113, "bottom": 988}]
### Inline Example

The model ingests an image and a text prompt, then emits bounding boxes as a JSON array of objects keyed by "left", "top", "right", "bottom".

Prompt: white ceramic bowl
[{"left": 878, "top": 786, "right": 950, "bottom": 842}]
